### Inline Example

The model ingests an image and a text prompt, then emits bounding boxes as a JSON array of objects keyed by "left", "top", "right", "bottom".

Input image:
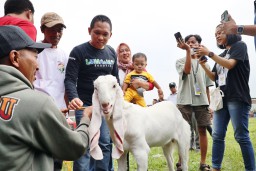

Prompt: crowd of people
[{"left": 0, "top": 0, "right": 255, "bottom": 171}]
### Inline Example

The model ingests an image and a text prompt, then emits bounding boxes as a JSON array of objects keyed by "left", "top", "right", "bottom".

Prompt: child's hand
[
  {"left": 158, "top": 89, "right": 163, "bottom": 95},
  {"left": 158, "top": 89, "right": 164, "bottom": 101}
]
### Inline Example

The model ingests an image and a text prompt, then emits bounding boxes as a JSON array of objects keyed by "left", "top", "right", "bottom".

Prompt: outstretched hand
[
  {"left": 68, "top": 97, "right": 83, "bottom": 110},
  {"left": 221, "top": 14, "right": 237, "bottom": 35}
]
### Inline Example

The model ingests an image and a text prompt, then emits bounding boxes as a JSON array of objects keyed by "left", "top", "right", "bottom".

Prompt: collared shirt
[{"left": 176, "top": 57, "right": 213, "bottom": 106}]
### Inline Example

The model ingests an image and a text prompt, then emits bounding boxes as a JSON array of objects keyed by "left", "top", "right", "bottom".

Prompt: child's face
[{"left": 133, "top": 56, "right": 147, "bottom": 73}]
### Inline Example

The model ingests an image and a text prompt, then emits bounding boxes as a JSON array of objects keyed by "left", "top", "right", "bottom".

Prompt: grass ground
[{"left": 62, "top": 117, "right": 256, "bottom": 171}]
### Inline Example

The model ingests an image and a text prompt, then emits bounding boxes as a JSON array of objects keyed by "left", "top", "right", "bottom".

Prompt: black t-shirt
[
  {"left": 212, "top": 41, "right": 251, "bottom": 105},
  {"left": 65, "top": 42, "right": 119, "bottom": 105}
]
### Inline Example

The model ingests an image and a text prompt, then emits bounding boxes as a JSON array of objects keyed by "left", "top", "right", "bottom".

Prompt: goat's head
[
  {"left": 93, "top": 75, "right": 123, "bottom": 120},
  {"left": 91, "top": 75, "right": 125, "bottom": 159}
]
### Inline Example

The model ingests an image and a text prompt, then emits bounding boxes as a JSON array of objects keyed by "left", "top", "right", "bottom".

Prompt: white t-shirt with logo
[{"left": 34, "top": 47, "right": 68, "bottom": 109}]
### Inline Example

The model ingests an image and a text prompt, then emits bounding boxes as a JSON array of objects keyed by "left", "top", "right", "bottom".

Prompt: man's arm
[
  {"left": 34, "top": 99, "right": 90, "bottom": 160},
  {"left": 176, "top": 38, "right": 192, "bottom": 74},
  {"left": 64, "top": 50, "right": 83, "bottom": 109},
  {"left": 222, "top": 14, "right": 256, "bottom": 36}
]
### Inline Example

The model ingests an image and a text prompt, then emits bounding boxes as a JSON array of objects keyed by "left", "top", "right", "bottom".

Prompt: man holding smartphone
[{"left": 175, "top": 34, "right": 213, "bottom": 171}]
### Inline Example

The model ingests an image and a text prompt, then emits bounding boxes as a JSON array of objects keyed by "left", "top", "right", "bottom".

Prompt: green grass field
[{"left": 62, "top": 117, "right": 256, "bottom": 171}]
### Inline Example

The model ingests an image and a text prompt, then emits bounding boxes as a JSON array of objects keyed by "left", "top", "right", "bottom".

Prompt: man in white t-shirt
[
  {"left": 167, "top": 82, "right": 177, "bottom": 104},
  {"left": 34, "top": 12, "right": 68, "bottom": 110},
  {"left": 33, "top": 12, "right": 68, "bottom": 171}
]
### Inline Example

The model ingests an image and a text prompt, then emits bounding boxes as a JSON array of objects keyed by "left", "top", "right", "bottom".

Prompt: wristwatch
[
  {"left": 208, "top": 51, "right": 214, "bottom": 58},
  {"left": 237, "top": 25, "right": 244, "bottom": 35}
]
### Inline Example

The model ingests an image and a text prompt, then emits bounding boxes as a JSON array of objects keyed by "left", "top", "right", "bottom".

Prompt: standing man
[
  {"left": 0, "top": 0, "right": 37, "bottom": 41},
  {"left": 64, "top": 15, "right": 119, "bottom": 171},
  {"left": 0, "top": 25, "right": 92, "bottom": 171},
  {"left": 167, "top": 81, "right": 200, "bottom": 151},
  {"left": 34, "top": 12, "right": 68, "bottom": 110},
  {"left": 33, "top": 12, "right": 68, "bottom": 171},
  {"left": 167, "top": 82, "right": 177, "bottom": 104},
  {"left": 175, "top": 34, "right": 213, "bottom": 171}
]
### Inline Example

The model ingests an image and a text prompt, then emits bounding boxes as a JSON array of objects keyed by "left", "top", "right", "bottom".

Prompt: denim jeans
[
  {"left": 73, "top": 105, "right": 114, "bottom": 171},
  {"left": 212, "top": 101, "right": 255, "bottom": 171}
]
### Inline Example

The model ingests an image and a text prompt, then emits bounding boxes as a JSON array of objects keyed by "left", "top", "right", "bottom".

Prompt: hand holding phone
[
  {"left": 174, "top": 32, "right": 183, "bottom": 42},
  {"left": 200, "top": 56, "right": 208, "bottom": 61},
  {"left": 221, "top": 10, "right": 229, "bottom": 22}
]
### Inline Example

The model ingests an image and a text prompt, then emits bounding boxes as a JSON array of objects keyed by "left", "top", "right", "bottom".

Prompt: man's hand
[
  {"left": 177, "top": 38, "right": 190, "bottom": 51},
  {"left": 83, "top": 106, "right": 93, "bottom": 120},
  {"left": 221, "top": 14, "right": 237, "bottom": 35},
  {"left": 68, "top": 98, "right": 83, "bottom": 110},
  {"left": 61, "top": 108, "right": 69, "bottom": 116}
]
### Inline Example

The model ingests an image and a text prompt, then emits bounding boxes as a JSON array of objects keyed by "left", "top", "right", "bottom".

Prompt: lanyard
[
  {"left": 192, "top": 60, "right": 199, "bottom": 83},
  {"left": 216, "top": 49, "right": 230, "bottom": 75}
]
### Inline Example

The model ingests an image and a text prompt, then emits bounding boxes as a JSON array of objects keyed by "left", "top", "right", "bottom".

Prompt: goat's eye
[
  {"left": 113, "top": 85, "right": 116, "bottom": 88},
  {"left": 94, "top": 87, "right": 97, "bottom": 91}
]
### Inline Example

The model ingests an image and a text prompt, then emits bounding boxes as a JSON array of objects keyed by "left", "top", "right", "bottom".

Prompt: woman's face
[
  {"left": 215, "top": 26, "right": 227, "bottom": 46},
  {"left": 118, "top": 44, "right": 131, "bottom": 64}
]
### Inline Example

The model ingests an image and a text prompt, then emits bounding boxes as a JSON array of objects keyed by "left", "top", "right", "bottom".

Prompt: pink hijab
[{"left": 116, "top": 43, "right": 133, "bottom": 75}]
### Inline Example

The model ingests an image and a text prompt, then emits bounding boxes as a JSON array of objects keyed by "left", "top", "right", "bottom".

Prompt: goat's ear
[
  {"left": 89, "top": 89, "right": 103, "bottom": 160},
  {"left": 111, "top": 84, "right": 126, "bottom": 159},
  {"left": 113, "top": 85, "right": 124, "bottom": 121},
  {"left": 92, "top": 89, "right": 101, "bottom": 117}
]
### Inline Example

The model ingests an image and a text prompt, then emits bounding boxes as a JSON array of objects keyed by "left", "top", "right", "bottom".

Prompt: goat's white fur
[{"left": 90, "top": 75, "right": 191, "bottom": 171}]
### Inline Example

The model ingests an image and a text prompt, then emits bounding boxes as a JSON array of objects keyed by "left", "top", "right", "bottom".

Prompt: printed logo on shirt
[
  {"left": 131, "top": 75, "right": 148, "bottom": 82},
  {"left": 0, "top": 96, "right": 20, "bottom": 121},
  {"left": 57, "top": 61, "right": 65, "bottom": 73},
  {"left": 85, "top": 59, "right": 114, "bottom": 67}
]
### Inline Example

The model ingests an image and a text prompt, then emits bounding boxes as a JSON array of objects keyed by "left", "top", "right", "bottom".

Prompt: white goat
[{"left": 89, "top": 75, "right": 191, "bottom": 171}]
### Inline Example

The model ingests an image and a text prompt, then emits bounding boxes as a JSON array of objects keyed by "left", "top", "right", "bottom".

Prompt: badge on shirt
[
  {"left": 194, "top": 83, "right": 201, "bottom": 96},
  {"left": 218, "top": 73, "right": 226, "bottom": 86}
]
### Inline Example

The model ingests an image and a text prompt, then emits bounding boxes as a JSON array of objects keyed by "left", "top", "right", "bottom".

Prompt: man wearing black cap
[{"left": 0, "top": 25, "right": 91, "bottom": 171}]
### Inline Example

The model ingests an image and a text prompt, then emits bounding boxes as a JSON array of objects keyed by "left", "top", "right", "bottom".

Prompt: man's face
[
  {"left": 170, "top": 86, "right": 177, "bottom": 93},
  {"left": 42, "top": 24, "right": 64, "bottom": 48},
  {"left": 186, "top": 36, "right": 199, "bottom": 48},
  {"left": 88, "top": 21, "right": 112, "bottom": 49},
  {"left": 17, "top": 49, "right": 39, "bottom": 84}
]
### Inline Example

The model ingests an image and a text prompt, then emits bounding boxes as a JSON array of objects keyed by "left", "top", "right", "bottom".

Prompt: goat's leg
[
  {"left": 162, "top": 142, "right": 175, "bottom": 171},
  {"left": 117, "top": 151, "right": 128, "bottom": 171},
  {"left": 130, "top": 144, "right": 150, "bottom": 171},
  {"left": 177, "top": 138, "right": 189, "bottom": 171}
]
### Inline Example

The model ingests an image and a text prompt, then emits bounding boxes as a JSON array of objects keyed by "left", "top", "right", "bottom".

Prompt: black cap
[
  {"left": 169, "top": 82, "right": 176, "bottom": 88},
  {"left": 0, "top": 25, "right": 51, "bottom": 58}
]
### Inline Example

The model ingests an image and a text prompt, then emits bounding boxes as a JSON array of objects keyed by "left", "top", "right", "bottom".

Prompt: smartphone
[
  {"left": 200, "top": 56, "right": 208, "bottom": 61},
  {"left": 221, "top": 10, "right": 229, "bottom": 22},
  {"left": 191, "top": 48, "right": 198, "bottom": 55},
  {"left": 174, "top": 32, "right": 183, "bottom": 41}
]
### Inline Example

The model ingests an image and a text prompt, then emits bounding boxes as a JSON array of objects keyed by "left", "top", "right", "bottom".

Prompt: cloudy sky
[{"left": 1, "top": 0, "right": 255, "bottom": 105}]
